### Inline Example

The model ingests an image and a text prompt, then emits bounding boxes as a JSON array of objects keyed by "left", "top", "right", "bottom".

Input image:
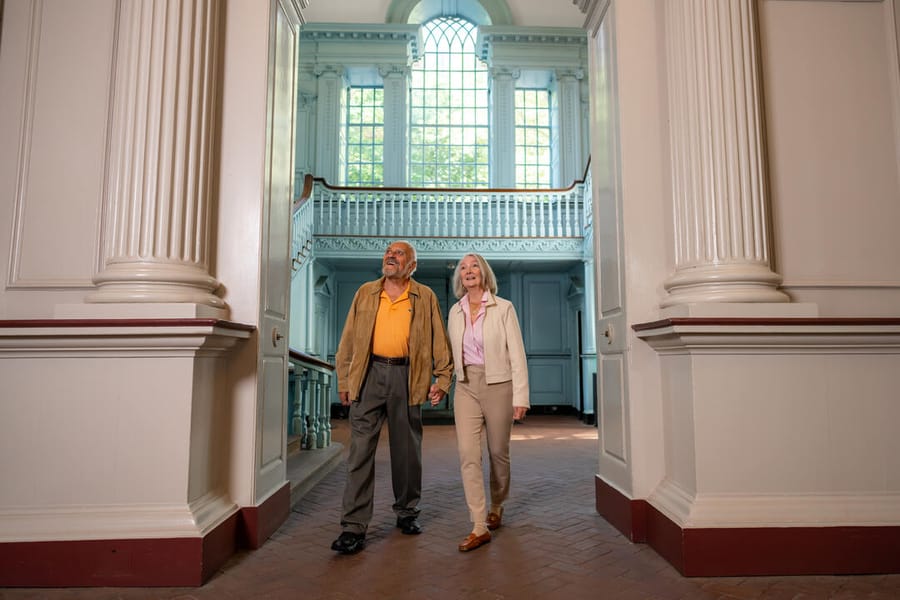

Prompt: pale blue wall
[{"left": 312, "top": 264, "right": 589, "bottom": 416}]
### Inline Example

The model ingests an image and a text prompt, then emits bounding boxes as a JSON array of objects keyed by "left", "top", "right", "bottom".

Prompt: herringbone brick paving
[{"left": 3, "top": 416, "right": 900, "bottom": 599}]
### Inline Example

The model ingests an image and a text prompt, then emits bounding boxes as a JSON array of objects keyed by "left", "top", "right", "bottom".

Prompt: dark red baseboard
[
  {"left": 594, "top": 473, "right": 648, "bottom": 543},
  {"left": 596, "top": 475, "right": 900, "bottom": 576},
  {"left": 0, "top": 484, "right": 291, "bottom": 587},
  {"left": 238, "top": 482, "right": 291, "bottom": 549},
  {"left": 0, "top": 512, "right": 237, "bottom": 587}
]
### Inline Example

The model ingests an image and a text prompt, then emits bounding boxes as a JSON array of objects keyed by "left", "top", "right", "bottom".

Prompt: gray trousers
[{"left": 340, "top": 361, "right": 423, "bottom": 534}]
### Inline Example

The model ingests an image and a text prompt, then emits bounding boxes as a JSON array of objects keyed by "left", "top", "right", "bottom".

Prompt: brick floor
[{"left": 3, "top": 416, "right": 900, "bottom": 599}]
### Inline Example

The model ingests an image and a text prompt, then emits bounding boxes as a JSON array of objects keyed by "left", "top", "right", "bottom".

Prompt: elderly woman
[{"left": 438, "top": 253, "right": 529, "bottom": 552}]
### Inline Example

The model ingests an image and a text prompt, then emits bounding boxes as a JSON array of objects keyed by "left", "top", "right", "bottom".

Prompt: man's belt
[{"left": 371, "top": 354, "right": 409, "bottom": 366}]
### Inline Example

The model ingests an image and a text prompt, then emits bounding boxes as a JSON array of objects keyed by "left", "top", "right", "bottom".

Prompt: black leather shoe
[
  {"left": 331, "top": 531, "right": 365, "bottom": 554},
  {"left": 396, "top": 516, "right": 423, "bottom": 535}
]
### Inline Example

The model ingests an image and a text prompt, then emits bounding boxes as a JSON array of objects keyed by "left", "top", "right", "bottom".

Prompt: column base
[
  {"left": 89, "top": 262, "right": 226, "bottom": 309},
  {"left": 661, "top": 263, "right": 791, "bottom": 307}
]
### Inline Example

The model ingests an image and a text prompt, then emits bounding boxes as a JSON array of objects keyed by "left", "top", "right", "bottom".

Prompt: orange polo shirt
[{"left": 371, "top": 284, "right": 412, "bottom": 358}]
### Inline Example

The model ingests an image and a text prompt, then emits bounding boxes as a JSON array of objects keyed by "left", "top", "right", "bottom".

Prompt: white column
[
  {"left": 314, "top": 66, "right": 344, "bottom": 185},
  {"left": 381, "top": 65, "right": 409, "bottom": 187},
  {"left": 662, "top": 0, "right": 789, "bottom": 307},
  {"left": 556, "top": 69, "right": 585, "bottom": 188},
  {"left": 90, "top": 0, "right": 224, "bottom": 309},
  {"left": 490, "top": 67, "right": 518, "bottom": 188}
]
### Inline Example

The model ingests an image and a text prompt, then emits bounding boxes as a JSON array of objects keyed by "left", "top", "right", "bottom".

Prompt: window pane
[
  {"left": 409, "top": 17, "right": 489, "bottom": 188},
  {"left": 514, "top": 88, "right": 552, "bottom": 188},
  {"left": 343, "top": 87, "right": 384, "bottom": 186}
]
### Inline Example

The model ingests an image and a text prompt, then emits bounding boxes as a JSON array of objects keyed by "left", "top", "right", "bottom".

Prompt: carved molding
[
  {"left": 314, "top": 236, "right": 584, "bottom": 258},
  {"left": 385, "top": 0, "right": 513, "bottom": 26}
]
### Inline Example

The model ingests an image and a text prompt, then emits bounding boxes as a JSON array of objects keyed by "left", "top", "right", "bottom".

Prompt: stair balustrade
[{"left": 287, "top": 349, "right": 335, "bottom": 451}]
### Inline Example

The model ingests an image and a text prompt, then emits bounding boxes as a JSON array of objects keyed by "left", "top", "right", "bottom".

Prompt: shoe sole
[
  {"left": 397, "top": 519, "right": 423, "bottom": 535},
  {"left": 458, "top": 537, "right": 491, "bottom": 552},
  {"left": 331, "top": 536, "right": 366, "bottom": 554},
  {"left": 333, "top": 541, "right": 365, "bottom": 555}
]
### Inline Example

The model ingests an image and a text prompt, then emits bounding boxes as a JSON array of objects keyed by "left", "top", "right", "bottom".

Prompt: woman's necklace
[{"left": 468, "top": 296, "right": 482, "bottom": 322}]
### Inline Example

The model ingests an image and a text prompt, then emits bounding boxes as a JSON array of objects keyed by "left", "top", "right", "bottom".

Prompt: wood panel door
[
  {"left": 589, "top": 10, "right": 631, "bottom": 489},
  {"left": 256, "top": 0, "right": 300, "bottom": 499}
]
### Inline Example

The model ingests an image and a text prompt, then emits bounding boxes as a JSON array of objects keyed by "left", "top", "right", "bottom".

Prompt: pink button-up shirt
[{"left": 460, "top": 292, "right": 487, "bottom": 366}]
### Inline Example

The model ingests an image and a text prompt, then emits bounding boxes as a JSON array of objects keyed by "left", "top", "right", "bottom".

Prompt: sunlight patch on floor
[{"left": 511, "top": 432, "right": 598, "bottom": 441}]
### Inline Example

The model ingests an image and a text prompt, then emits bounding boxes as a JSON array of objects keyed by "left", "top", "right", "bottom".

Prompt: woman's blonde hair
[{"left": 452, "top": 253, "right": 498, "bottom": 299}]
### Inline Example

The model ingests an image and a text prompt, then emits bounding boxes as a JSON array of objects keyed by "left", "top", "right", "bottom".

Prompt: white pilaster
[
  {"left": 662, "top": 0, "right": 789, "bottom": 307},
  {"left": 313, "top": 66, "right": 344, "bottom": 185},
  {"left": 381, "top": 65, "right": 409, "bottom": 187},
  {"left": 490, "top": 67, "right": 518, "bottom": 188},
  {"left": 90, "top": 0, "right": 224, "bottom": 309},
  {"left": 294, "top": 91, "right": 316, "bottom": 196},
  {"left": 556, "top": 69, "right": 585, "bottom": 187}
]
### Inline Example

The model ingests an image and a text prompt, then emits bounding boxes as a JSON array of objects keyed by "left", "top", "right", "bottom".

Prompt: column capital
[
  {"left": 378, "top": 63, "right": 410, "bottom": 79},
  {"left": 554, "top": 68, "right": 585, "bottom": 82},
  {"left": 313, "top": 64, "right": 345, "bottom": 78},
  {"left": 489, "top": 67, "right": 521, "bottom": 81}
]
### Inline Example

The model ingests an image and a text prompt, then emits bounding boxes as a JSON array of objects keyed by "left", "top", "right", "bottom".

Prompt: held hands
[
  {"left": 513, "top": 406, "right": 528, "bottom": 422},
  {"left": 428, "top": 384, "right": 446, "bottom": 406},
  {"left": 339, "top": 391, "right": 351, "bottom": 406}
]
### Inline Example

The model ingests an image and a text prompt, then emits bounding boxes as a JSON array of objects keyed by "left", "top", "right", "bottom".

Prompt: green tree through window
[{"left": 409, "top": 17, "right": 489, "bottom": 188}]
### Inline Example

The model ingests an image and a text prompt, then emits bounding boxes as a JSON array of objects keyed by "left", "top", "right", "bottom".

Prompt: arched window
[{"left": 408, "top": 17, "right": 489, "bottom": 188}]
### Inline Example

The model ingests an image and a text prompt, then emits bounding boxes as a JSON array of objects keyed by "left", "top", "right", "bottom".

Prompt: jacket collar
[
  {"left": 452, "top": 292, "right": 497, "bottom": 313},
  {"left": 369, "top": 276, "right": 420, "bottom": 297}
]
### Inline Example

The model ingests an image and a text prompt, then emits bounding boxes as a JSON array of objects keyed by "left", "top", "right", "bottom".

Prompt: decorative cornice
[
  {"left": 477, "top": 27, "right": 588, "bottom": 46},
  {"left": 300, "top": 24, "right": 422, "bottom": 60},
  {"left": 477, "top": 26, "right": 587, "bottom": 61}
]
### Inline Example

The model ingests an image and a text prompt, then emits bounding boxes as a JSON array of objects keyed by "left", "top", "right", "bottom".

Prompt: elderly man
[{"left": 330, "top": 240, "right": 454, "bottom": 555}]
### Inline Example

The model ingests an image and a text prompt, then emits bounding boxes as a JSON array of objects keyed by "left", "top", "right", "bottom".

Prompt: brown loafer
[
  {"left": 486, "top": 511, "right": 502, "bottom": 530},
  {"left": 458, "top": 531, "right": 491, "bottom": 552}
]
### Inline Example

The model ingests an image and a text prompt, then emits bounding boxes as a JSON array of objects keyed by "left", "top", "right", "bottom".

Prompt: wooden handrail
[
  {"left": 292, "top": 173, "right": 316, "bottom": 211},
  {"left": 289, "top": 347, "right": 335, "bottom": 371},
  {"left": 298, "top": 175, "right": 586, "bottom": 195}
]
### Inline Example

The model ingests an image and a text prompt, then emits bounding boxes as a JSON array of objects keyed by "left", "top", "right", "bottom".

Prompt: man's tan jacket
[{"left": 335, "top": 277, "right": 454, "bottom": 405}]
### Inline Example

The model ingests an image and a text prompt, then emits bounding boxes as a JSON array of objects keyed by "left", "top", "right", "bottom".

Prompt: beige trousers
[{"left": 454, "top": 365, "right": 514, "bottom": 525}]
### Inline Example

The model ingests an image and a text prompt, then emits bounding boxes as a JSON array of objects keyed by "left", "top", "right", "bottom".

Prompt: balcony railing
[{"left": 292, "top": 176, "right": 588, "bottom": 266}]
